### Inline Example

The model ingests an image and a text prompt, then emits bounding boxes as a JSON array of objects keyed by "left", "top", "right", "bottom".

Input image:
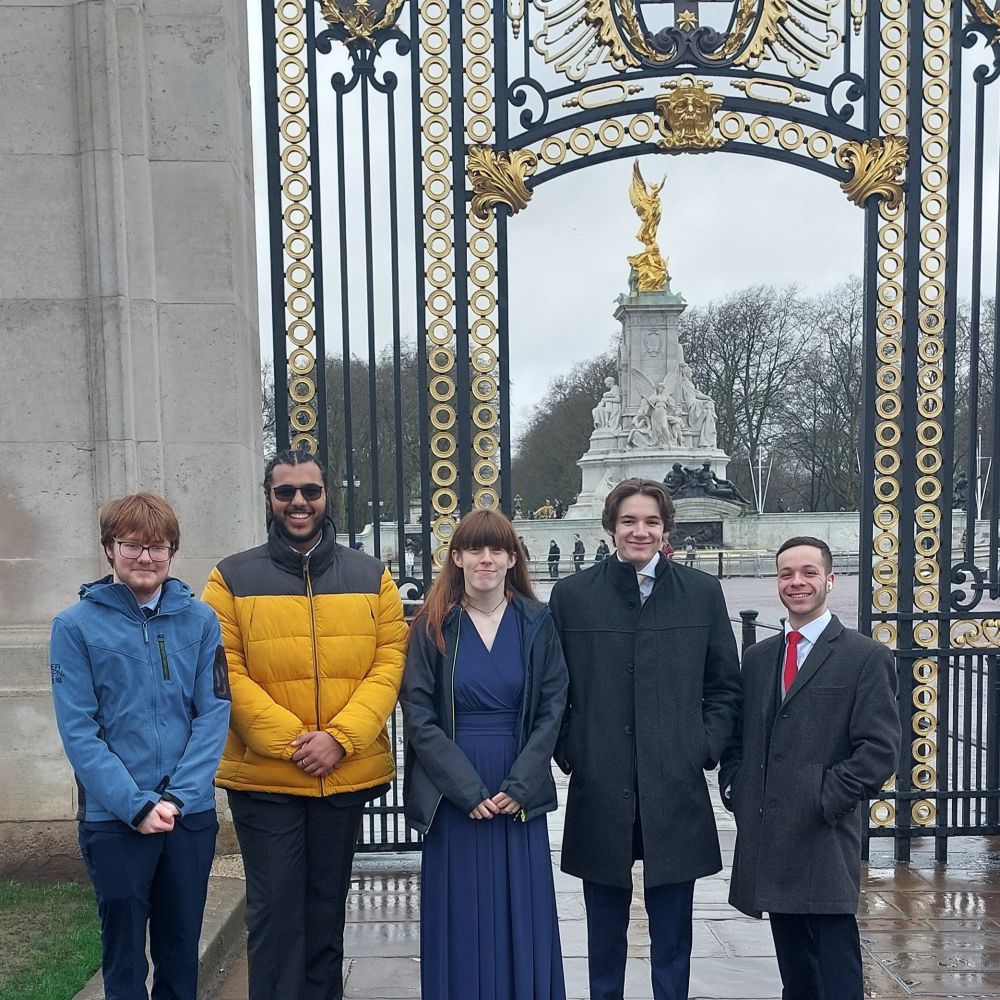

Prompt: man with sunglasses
[
  {"left": 50, "top": 492, "right": 231, "bottom": 999},
  {"left": 203, "top": 448, "right": 407, "bottom": 1000}
]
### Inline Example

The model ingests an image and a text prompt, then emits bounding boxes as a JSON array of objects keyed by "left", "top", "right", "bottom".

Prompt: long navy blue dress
[{"left": 420, "top": 606, "right": 566, "bottom": 999}]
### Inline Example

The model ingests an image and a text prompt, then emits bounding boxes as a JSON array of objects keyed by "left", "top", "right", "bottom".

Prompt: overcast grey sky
[{"left": 249, "top": 4, "right": 999, "bottom": 441}]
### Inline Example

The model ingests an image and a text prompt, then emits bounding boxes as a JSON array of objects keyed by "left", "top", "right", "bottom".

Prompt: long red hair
[{"left": 415, "top": 508, "right": 537, "bottom": 652}]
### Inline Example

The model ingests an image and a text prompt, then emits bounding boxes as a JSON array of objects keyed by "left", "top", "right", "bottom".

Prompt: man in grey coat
[
  {"left": 550, "top": 479, "right": 741, "bottom": 1000},
  {"left": 720, "top": 536, "right": 900, "bottom": 1000}
]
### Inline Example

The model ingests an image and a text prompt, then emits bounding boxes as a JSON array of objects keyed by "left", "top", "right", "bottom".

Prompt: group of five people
[{"left": 50, "top": 452, "right": 899, "bottom": 1000}]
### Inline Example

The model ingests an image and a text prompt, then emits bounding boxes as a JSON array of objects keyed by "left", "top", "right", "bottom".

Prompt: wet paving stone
[
  {"left": 208, "top": 810, "right": 1000, "bottom": 1000},
  {"left": 344, "top": 956, "right": 420, "bottom": 998},
  {"left": 707, "top": 917, "right": 782, "bottom": 957}
]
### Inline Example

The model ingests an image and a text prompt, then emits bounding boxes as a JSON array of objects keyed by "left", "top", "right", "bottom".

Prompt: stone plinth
[
  {"left": 570, "top": 445, "right": 731, "bottom": 519},
  {"left": 616, "top": 283, "right": 687, "bottom": 417},
  {"left": 0, "top": 0, "right": 261, "bottom": 871}
]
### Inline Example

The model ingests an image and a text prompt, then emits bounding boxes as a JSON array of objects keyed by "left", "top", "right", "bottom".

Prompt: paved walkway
[
  {"left": 205, "top": 779, "right": 1000, "bottom": 1000},
  {"left": 200, "top": 575, "right": 1000, "bottom": 999}
]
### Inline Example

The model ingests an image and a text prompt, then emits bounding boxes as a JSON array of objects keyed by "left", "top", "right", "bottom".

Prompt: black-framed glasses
[
  {"left": 271, "top": 483, "right": 324, "bottom": 502},
  {"left": 115, "top": 540, "right": 174, "bottom": 562}
]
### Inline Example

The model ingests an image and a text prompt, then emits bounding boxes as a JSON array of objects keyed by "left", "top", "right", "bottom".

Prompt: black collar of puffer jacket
[{"left": 265, "top": 515, "right": 340, "bottom": 576}]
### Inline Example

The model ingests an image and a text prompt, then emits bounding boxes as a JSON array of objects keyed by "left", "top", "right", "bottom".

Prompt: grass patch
[{"left": 0, "top": 881, "right": 101, "bottom": 1000}]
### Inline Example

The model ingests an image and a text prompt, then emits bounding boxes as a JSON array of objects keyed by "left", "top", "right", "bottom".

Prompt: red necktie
[{"left": 782, "top": 631, "right": 802, "bottom": 696}]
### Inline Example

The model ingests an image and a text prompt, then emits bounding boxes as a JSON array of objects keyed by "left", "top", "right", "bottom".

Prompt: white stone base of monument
[{"left": 566, "top": 443, "right": 730, "bottom": 519}]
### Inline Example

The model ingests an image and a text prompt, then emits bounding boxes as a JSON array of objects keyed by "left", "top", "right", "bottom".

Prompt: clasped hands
[
  {"left": 137, "top": 799, "right": 179, "bottom": 835},
  {"left": 291, "top": 730, "right": 345, "bottom": 777},
  {"left": 469, "top": 791, "right": 520, "bottom": 820}
]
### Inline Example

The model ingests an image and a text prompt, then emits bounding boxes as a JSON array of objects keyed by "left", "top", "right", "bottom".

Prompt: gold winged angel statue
[{"left": 626, "top": 162, "right": 669, "bottom": 292}]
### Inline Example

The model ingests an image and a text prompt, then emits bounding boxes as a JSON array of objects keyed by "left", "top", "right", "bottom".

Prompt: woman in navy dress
[{"left": 402, "top": 509, "right": 568, "bottom": 1000}]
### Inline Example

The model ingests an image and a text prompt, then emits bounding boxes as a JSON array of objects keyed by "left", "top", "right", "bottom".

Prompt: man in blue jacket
[{"left": 50, "top": 493, "right": 231, "bottom": 1000}]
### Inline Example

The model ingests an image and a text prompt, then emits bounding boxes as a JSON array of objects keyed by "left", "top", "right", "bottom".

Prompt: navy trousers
[
  {"left": 228, "top": 790, "right": 364, "bottom": 1000},
  {"left": 78, "top": 810, "right": 218, "bottom": 1000},
  {"left": 768, "top": 912, "right": 863, "bottom": 1000},
  {"left": 583, "top": 878, "right": 696, "bottom": 1000}
]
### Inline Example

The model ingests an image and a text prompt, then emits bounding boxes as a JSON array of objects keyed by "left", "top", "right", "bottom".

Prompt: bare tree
[
  {"left": 262, "top": 359, "right": 276, "bottom": 458},
  {"left": 777, "top": 278, "right": 864, "bottom": 511},
  {"left": 324, "top": 343, "right": 422, "bottom": 528},
  {"left": 512, "top": 351, "right": 618, "bottom": 511},
  {"left": 679, "top": 285, "right": 812, "bottom": 499}
]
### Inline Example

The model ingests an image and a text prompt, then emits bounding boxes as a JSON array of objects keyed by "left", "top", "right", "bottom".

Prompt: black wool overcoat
[
  {"left": 719, "top": 615, "right": 900, "bottom": 917},
  {"left": 549, "top": 555, "right": 741, "bottom": 889}
]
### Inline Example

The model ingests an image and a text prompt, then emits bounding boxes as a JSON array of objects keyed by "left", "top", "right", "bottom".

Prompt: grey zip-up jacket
[{"left": 400, "top": 594, "right": 568, "bottom": 834}]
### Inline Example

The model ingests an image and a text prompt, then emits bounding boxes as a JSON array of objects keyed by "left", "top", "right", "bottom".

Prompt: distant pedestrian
[
  {"left": 594, "top": 539, "right": 610, "bottom": 562},
  {"left": 548, "top": 540, "right": 561, "bottom": 579},
  {"left": 684, "top": 536, "right": 697, "bottom": 566},
  {"left": 404, "top": 541, "right": 416, "bottom": 577},
  {"left": 554, "top": 498, "right": 565, "bottom": 519},
  {"left": 518, "top": 535, "right": 531, "bottom": 564},
  {"left": 662, "top": 542, "right": 675, "bottom": 560},
  {"left": 572, "top": 534, "right": 585, "bottom": 572}
]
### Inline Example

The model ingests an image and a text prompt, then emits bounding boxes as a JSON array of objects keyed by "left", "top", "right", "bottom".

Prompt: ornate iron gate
[{"left": 261, "top": 0, "right": 1000, "bottom": 854}]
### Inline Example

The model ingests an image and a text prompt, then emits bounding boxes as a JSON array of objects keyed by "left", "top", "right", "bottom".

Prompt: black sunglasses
[{"left": 271, "top": 484, "right": 325, "bottom": 501}]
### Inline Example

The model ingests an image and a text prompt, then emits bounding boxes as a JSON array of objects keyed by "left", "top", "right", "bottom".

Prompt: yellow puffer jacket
[{"left": 202, "top": 522, "right": 408, "bottom": 796}]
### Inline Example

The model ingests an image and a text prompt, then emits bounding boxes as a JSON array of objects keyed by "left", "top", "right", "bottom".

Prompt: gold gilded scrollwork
[
  {"left": 318, "top": 0, "right": 406, "bottom": 44},
  {"left": 656, "top": 75, "right": 724, "bottom": 151},
  {"left": 952, "top": 619, "right": 1000, "bottom": 648},
  {"left": 735, "top": 0, "right": 841, "bottom": 77},
  {"left": 533, "top": 0, "right": 839, "bottom": 83},
  {"left": 730, "top": 78, "right": 810, "bottom": 105},
  {"left": 967, "top": 0, "right": 1000, "bottom": 43},
  {"left": 468, "top": 145, "right": 538, "bottom": 221},
  {"left": 851, "top": 0, "right": 866, "bottom": 34},
  {"left": 564, "top": 81, "right": 643, "bottom": 110},
  {"left": 508, "top": 0, "right": 525, "bottom": 38},
  {"left": 531, "top": 0, "right": 639, "bottom": 81},
  {"left": 836, "top": 136, "right": 908, "bottom": 209}
]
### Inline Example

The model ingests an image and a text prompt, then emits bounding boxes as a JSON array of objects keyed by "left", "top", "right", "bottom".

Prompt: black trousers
[
  {"left": 768, "top": 912, "right": 863, "bottom": 1000},
  {"left": 228, "top": 790, "right": 364, "bottom": 1000},
  {"left": 583, "top": 878, "right": 696, "bottom": 1000},
  {"left": 79, "top": 810, "right": 217, "bottom": 1000}
]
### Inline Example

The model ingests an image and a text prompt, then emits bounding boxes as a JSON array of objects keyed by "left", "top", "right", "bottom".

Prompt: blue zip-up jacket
[
  {"left": 400, "top": 594, "right": 568, "bottom": 834},
  {"left": 50, "top": 576, "right": 231, "bottom": 828}
]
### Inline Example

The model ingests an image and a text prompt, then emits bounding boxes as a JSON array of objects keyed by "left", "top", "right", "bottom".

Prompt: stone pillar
[
  {"left": 0, "top": 0, "right": 261, "bottom": 875},
  {"left": 615, "top": 283, "right": 690, "bottom": 417}
]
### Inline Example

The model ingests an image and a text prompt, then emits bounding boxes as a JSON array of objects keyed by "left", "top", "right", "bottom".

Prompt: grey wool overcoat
[
  {"left": 719, "top": 615, "right": 900, "bottom": 917},
  {"left": 549, "top": 555, "right": 742, "bottom": 890}
]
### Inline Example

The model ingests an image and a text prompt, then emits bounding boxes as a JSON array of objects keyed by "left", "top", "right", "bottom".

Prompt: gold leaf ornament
[
  {"left": 836, "top": 135, "right": 908, "bottom": 209},
  {"left": 468, "top": 146, "right": 538, "bottom": 221},
  {"left": 318, "top": 0, "right": 406, "bottom": 45},
  {"left": 967, "top": 0, "right": 1000, "bottom": 43}
]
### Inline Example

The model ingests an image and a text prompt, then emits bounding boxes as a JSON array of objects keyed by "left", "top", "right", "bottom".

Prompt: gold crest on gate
[{"left": 318, "top": 0, "right": 405, "bottom": 46}]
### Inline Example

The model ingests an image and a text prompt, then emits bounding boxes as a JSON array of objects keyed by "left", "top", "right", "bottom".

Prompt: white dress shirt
[
  {"left": 618, "top": 551, "right": 660, "bottom": 600},
  {"left": 783, "top": 609, "right": 832, "bottom": 671}
]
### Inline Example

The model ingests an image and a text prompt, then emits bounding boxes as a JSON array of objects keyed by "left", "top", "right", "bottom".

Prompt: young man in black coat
[
  {"left": 550, "top": 479, "right": 741, "bottom": 1000},
  {"left": 720, "top": 536, "right": 900, "bottom": 1000}
]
